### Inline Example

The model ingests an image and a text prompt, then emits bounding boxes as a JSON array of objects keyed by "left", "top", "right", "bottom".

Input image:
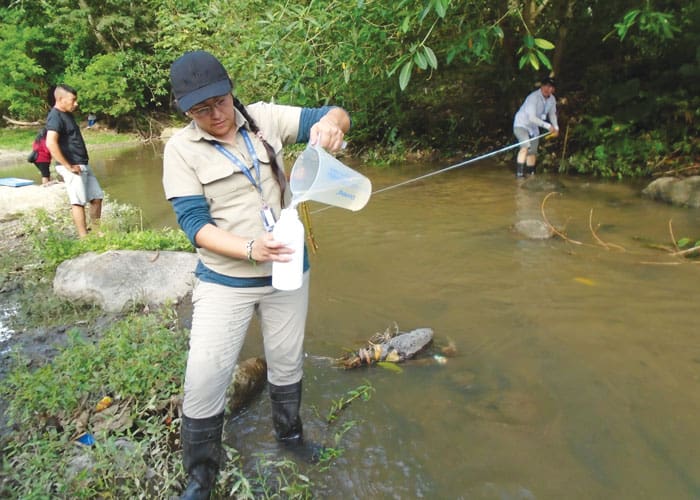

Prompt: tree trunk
[{"left": 552, "top": 0, "right": 576, "bottom": 77}]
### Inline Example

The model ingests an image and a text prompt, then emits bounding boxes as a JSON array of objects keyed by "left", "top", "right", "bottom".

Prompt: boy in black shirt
[{"left": 46, "top": 84, "right": 104, "bottom": 237}]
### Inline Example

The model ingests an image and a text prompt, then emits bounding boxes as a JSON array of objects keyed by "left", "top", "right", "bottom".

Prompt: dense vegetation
[{"left": 1, "top": 0, "right": 698, "bottom": 177}]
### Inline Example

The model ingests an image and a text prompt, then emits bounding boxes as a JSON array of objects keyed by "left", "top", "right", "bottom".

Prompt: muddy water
[{"left": 3, "top": 145, "right": 700, "bottom": 498}]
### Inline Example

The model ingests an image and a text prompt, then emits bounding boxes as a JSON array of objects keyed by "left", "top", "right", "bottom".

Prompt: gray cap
[{"left": 170, "top": 51, "right": 232, "bottom": 112}]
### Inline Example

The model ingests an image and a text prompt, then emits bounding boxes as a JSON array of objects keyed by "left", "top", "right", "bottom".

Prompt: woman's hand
[
  {"left": 309, "top": 108, "right": 351, "bottom": 152},
  {"left": 250, "top": 232, "right": 294, "bottom": 263}
]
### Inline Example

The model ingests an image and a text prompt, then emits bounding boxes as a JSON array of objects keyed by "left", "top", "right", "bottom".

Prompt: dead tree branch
[{"left": 541, "top": 192, "right": 583, "bottom": 245}]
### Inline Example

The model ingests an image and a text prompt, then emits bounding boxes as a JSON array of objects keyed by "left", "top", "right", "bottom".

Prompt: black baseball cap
[
  {"left": 170, "top": 51, "right": 232, "bottom": 112},
  {"left": 541, "top": 76, "right": 556, "bottom": 87}
]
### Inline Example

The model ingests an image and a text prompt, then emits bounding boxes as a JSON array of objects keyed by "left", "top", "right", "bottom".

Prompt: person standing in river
[
  {"left": 45, "top": 84, "right": 104, "bottom": 237},
  {"left": 162, "top": 50, "right": 350, "bottom": 499},
  {"left": 513, "top": 76, "right": 559, "bottom": 177}
]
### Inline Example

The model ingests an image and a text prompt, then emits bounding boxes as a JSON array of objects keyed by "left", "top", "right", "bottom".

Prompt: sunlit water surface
[{"left": 2, "top": 145, "right": 699, "bottom": 499}]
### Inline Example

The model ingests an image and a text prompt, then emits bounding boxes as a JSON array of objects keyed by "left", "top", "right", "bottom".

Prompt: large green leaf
[
  {"left": 423, "top": 45, "right": 438, "bottom": 69},
  {"left": 399, "top": 60, "right": 413, "bottom": 90},
  {"left": 534, "top": 38, "right": 554, "bottom": 50},
  {"left": 414, "top": 50, "right": 428, "bottom": 70}
]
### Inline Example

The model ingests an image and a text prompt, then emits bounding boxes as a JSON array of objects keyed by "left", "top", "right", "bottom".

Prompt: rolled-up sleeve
[{"left": 297, "top": 106, "right": 337, "bottom": 143}]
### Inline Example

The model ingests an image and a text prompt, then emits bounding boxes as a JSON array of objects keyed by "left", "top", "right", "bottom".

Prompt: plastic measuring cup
[{"left": 289, "top": 144, "right": 372, "bottom": 211}]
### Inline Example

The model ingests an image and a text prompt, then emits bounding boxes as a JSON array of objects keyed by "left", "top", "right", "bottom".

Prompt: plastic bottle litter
[{"left": 272, "top": 207, "right": 304, "bottom": 291}]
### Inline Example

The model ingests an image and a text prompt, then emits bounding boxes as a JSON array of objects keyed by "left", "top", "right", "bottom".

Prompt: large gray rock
[
  {"left": 642, "top": 176, "right": 700, "bottom": 208},
  {"left": 53, "top": 250, "right": 198, "bottom": 312}
]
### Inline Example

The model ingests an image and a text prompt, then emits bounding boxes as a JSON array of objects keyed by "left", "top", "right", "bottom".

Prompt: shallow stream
[{"left": 2, "top": 145, "right": 699, "bottom": 498}]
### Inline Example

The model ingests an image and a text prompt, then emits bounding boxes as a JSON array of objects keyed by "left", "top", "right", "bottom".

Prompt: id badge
[{"left": 261, "top": 206, "right": 276, "bottom": 232}]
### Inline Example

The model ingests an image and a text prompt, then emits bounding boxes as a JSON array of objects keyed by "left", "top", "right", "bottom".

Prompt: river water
[{"left": 2, "top": 144, "right": 699, "bottom": 498}]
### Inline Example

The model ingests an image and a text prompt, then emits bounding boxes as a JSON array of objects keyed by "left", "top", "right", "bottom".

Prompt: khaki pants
[{"left": 183, "top": 273, "right": 309, "bottom": 418}]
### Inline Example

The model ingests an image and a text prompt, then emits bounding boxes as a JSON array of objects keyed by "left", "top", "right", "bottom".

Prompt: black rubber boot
[
  {"left": 269, "top": 381, "right": 303, "bottom": 444},
  {"left": 516, "top": 162, "right": 525, "bottom": 177},
  {"left": 269, "top": 381, "right": 322, "bottom": 462},
  {"left": 180, "top": 413, "right": 224, "bottom": 500},
  {"left": 525, "top": 165, "right": 536, "bottom": 176}
]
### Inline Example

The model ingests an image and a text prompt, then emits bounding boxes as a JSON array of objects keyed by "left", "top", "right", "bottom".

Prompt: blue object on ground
[
  {"left": 76, "top": 433, "right": 95, "bottom": 446},
  {"left": 0, "top": 178, "right": 34, "bottom": 187}
]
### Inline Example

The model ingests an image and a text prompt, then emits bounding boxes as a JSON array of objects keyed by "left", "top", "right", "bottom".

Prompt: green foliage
[
  {"left": 446, "top": 25, "right": 504, "bottom": 65},
  {"left": 0, "top": 16, "right": 49, "bottom": 119},
  {"left": 325, "top": 381, "right": 374, "bottom": 424},
  {"left": 0, "top": 128, "right": 39, "bottom": 150},
  {"left": 676, "top": 237, "right": 700, "bottom": 259},
  {"left": 0, "top": 1, "right": 698, "bottom": 174},
  {"left": 1, "top": 310, "right": 186, "bottom": 426},
  {"left": 559, "top": 116, "right": 667, "bottom": 178},
  {"left": 0, "top": 211, "right": 353, "bottom": 497},
  {"left": 66, "top": 52, "right": 141, "bottom": 119},
  {"left": 517, "top": 34, "right": 554, "bottom": 71},
  {"left": 607, "top": 3, "right": 680, "bottom": 55},
  {"left": 0, "top": 309, "right": 189, "bottom": 498},
  {"left": 24, "top": 205, "right": 192, "bottom": 273}
]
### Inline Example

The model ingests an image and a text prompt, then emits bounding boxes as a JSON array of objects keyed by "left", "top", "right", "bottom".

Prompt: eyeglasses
[{"left": 188, "top": 95, "right": 230, "bottom": 118}]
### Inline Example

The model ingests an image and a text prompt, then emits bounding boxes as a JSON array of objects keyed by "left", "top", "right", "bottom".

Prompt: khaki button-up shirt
[{"left": 163, "top": 102, "right": 301, "bottom": 278}]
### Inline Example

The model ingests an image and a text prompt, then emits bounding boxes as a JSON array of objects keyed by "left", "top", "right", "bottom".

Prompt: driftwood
[
  {"left": 228, "top": 357, "right": 268, "bottom": 414},
  {"left": 335, "top": 324, "right": 435, "bottom": 369},
  {"left": 2, "top": 115, "right": 43, "bottom": 127},
  {"left": 540, "top": 192, "right": 699, "bottom": 264}
]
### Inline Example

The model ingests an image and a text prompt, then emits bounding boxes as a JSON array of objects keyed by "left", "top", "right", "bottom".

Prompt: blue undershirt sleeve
[
  {"left": 297, "top": 106, "right": 336, "bottom": 143},
  {"left": 170, "top": 195, "right": 215, "bottom": 247}
]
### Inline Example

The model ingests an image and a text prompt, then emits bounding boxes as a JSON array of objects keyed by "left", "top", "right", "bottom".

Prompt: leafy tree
[
  {"left": 65, "top": 52, "right": 140, "bottom": 121},
  {"left": 0, "top": 0, "right": 696, "bottom": 176},
  {"left": 0, "top": 12, "right": 50, "bottom": 119}
]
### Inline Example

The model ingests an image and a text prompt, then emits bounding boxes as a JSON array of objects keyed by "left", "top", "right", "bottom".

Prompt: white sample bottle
[{"left": 272, "top": 207, "right": 304, "bottom": 291}]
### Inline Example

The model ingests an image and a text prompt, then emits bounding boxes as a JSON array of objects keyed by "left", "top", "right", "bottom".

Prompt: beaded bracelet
[{"left": 245, "top": 239, "right": 256, "bottom": 264}]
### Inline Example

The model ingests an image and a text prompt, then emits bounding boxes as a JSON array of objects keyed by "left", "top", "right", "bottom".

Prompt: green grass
[
  {"left": 0, "top": 127, "right": 139, "bottom": 152},
  {"left": 0, "top": 200, "right": 375, "bottom": 498},
  {"left": 0, "top": 128, "right": 38, "bottom": 151}
]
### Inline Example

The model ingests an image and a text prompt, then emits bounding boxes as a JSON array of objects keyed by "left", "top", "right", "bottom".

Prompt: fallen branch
[
  {"left": 670, "top": 245, "right": 700, "bottom": 257},
  {"left": 2, "top": 115, "right": 42, "bottom": 127},
  {"left": 335, "top": 323, "right": 434, "bottom": 369},
  {"left": 668, "top": 219, "right": 680, "bottom": 252},
  {"left": 540, "top": 196, "right": 697, "bottom": 263},
  {"left": 541, "top": 192, "right": 583, "bottom": 245},
  {"left": 589, "top": 209, "right": 626, "bottom": 251}
]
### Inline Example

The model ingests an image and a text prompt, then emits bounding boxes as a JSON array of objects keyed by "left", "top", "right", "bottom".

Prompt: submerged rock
[
  {"left": 520, "top": 175, "right": 566, "bottom": 192},
  {"left": 513, "top": 219, "right": 554, "bottom": 239}
]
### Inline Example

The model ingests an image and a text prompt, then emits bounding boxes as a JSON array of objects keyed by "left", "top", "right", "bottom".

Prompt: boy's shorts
[{"left": 56, "top": 164, "right": 103, "bottom": 206}]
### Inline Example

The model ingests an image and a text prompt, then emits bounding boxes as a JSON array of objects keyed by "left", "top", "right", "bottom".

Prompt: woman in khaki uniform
[{"left": 163, "top": 51, "right": 350, "bottom": 499}]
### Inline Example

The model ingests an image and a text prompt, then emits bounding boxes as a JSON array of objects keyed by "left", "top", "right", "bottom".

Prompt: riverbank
[
  {"left": 0, "top": 126, "right": 146, "bottom": 167},
  {"left": 0, "top": 199, "right": 335, "bottom": 498}
]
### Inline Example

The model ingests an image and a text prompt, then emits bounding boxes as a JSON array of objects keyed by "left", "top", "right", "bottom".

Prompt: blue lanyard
[{"left": 211, "top": 128, "right": 262, "bottom": 193}]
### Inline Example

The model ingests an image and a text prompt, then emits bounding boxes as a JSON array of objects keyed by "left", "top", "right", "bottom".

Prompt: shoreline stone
[
  {"left": 642, "top": 176, "right": 700, "bottom": 208},
  {"left": 53, "top": 250, "right": 198, "bottom": 313}
]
